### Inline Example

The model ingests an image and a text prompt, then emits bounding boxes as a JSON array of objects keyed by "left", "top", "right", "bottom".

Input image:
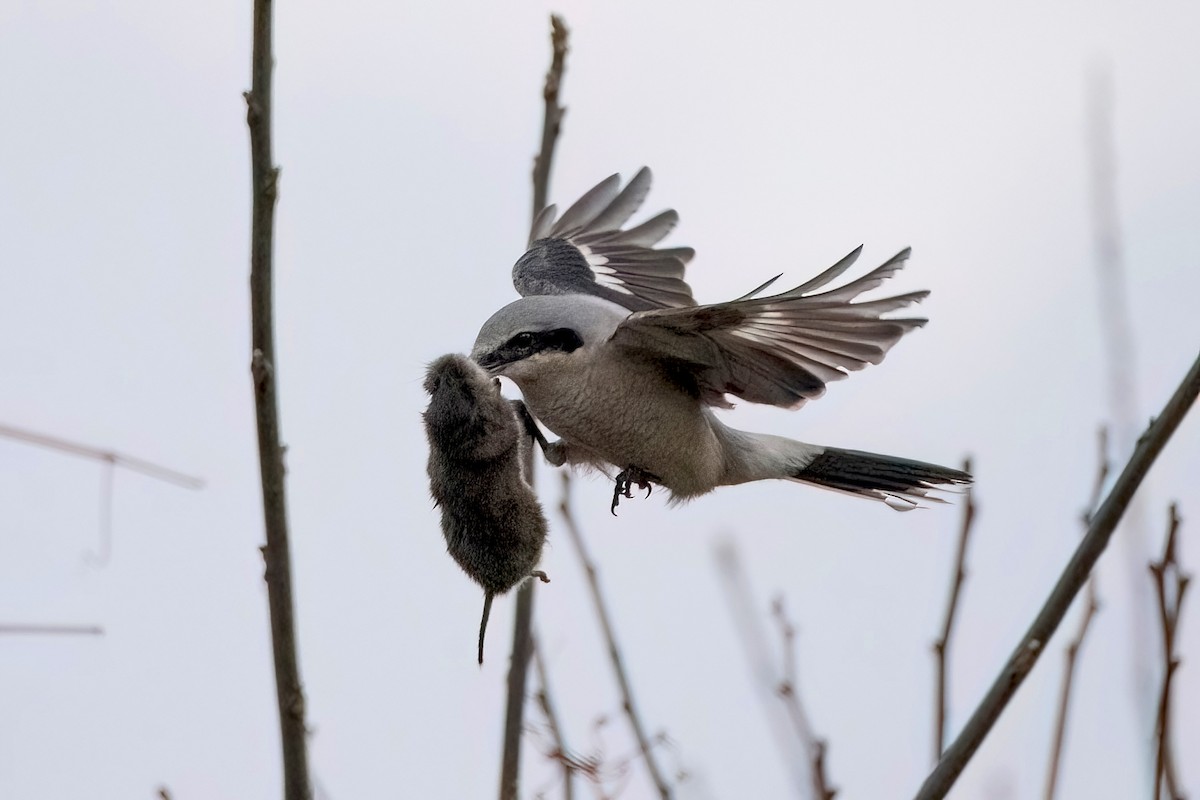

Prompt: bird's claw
[{"left": 610, "top": 467, "right": 657, "bottom": 516}]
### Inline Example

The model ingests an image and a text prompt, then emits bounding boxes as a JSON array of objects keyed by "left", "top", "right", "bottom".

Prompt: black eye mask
[{"left": 478, "top": 327, "right": 583, "bottom": 369}]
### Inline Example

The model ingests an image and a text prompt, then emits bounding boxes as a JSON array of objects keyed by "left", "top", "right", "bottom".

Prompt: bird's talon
[{"left": 610, "top": 467, "right": 658, "bottom": 514}]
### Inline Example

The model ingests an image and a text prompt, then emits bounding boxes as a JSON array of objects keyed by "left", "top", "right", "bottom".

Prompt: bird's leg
[
  {"left": 610, "top": 466, "right": 658, "bottom": 516},
  {"left": 510, "top": 400, "right": 569, "bottom": 466},
  {"left": 510, "top": 399, "right": 548, "bottom": 449}
]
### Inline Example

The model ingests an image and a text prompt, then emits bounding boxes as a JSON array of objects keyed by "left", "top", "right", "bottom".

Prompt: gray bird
[{"left": 470, "top": 168, "right": 971, "bottom": 511}]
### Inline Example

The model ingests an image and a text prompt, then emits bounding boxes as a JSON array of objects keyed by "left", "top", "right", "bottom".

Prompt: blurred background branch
[
  {"left": 0, "top": 423, "right": 204, "bottom": 489},
  {"left": 1087, "top": 62, "right": 1159, "bottom": 753},
  {"left": 560, "top": 473, "right": 673, "bottom": 799},
  {"left": 0, "top": 624, "right": 103, "bottom": 636},
  {"left": 715, "top": 540, "right": 813, "bottom": 798},
  {"left": 771, "top": 596, "right": 837, "bottom": 800},
  {"left": 0, "top": 423, "right": 203, "bottom": 565},
  {"left": 533, "top": 636, "right": 575, "bottom": 800}
]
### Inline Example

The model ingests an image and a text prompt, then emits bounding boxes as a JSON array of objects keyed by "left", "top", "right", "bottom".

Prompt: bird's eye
[{"left": 512, "top": 332, "right": 534, "bottom": 347}]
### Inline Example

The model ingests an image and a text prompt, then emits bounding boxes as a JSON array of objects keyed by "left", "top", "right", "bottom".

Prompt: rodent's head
[{"left": 423, "top": 354, "right": 519, "bottom": 462}]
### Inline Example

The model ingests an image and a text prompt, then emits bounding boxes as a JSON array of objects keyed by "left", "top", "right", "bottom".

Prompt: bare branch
[
  {"left": 1, "top": 423, "right": 202, "bottom": 564},
  {"left": 1088, "top": 65, "right": 1140, "bottom": 437},
  {"left": 0, "top": 423, "right": 204, "bottom": 489},
  {"left": 0, "top": 624, "right": 103, "bottom": 636},
  {"left": 245, "top": 0, "right": 312, "bottom": 797},
  {"left": 88, "top": 457, "right": 116, "bottom": 565},
  {"left": 772, "top": 597, "right": 837, "bottom": 800},
  {"left": 499, "top": 17, "right": 570, "bottom": 800},
  {"left": 560, "top": 473, "right": 673, "bottom": 799},
  {"left": 915, "top": 348, "right": 1200, "bottom": 800},
  {"left": 531, "top": 14, "right": 569, "bottom": 219},
  {"left": 932, "top": 456, "right": 976, "bottom": 762},
  {"left": 533, "top": 636, "right": 575, "bottom": 800},
  {"left": 1044, "top": 576, "right": 1099, "bottom": 800},
  {"left": 1151, "top": 503, "right": 1189, "bottom": 800},
  {"left": 499, "top": 576, "right": 536, "bottom": 800},
  {"left": 714, "top": 540, "right": 812, "bottom": 797},
  {"left": 1044, "top": 429, "right": 1107, "bottom": 800}
]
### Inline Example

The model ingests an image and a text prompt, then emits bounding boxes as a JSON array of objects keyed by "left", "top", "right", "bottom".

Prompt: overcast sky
[{"left": 2, "top": 1, "right": 1198, "bottom": 798}]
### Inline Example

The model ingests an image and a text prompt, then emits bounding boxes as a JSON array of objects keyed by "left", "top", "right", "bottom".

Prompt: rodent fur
[{"left": 423, "top": 353, "right": 547, "bottom": 662}]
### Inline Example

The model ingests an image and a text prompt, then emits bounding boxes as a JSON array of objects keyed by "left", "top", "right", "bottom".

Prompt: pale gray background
[{"left": 1, "top": 1, "right": 1197, "bottom": 798}]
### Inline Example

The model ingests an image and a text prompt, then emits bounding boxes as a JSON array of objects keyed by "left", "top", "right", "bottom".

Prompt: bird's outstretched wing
[
  {"left": 512, "top": 168, "right": 696, "bottom": 311},
  {"left": 607, "top": 247, "right": 928, "bottom": 409}
]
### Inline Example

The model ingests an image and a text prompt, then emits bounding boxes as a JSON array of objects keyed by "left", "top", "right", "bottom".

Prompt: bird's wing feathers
[
  {"left": 512, "top": 168, "right": 696, "bottom": 312},
  {"left": 608, "top": 248, "right": 928, "bottom": 409}
]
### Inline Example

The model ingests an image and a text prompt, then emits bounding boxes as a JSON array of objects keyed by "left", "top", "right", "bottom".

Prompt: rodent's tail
[
  {"left": 790, "top": 446, "right": 972, "bottom": 511},
  {"left": 478, "top": 592, "right": 494, "bottom": 666}
]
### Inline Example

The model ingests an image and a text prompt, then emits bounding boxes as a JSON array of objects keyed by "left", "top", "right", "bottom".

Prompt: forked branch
[
  {"left": 1151, "top": 503, "right": 1190, "bottom": 800},
  {"left": 533, "top": 636, "right": 575, "bottom": 800},
  {"left": 772, "top": 597, "right": 837, "bottom": 800},
  {"left": 560, "top": 474, "right": 673, "bottom": 799}
]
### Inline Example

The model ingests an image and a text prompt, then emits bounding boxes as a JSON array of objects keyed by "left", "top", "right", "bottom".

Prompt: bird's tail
[
  {"left": 790, "top": 446, "right": 971, "bottom": 511},
  {"left": 716, "top": 424, "right": 971, "bottom": 510}
]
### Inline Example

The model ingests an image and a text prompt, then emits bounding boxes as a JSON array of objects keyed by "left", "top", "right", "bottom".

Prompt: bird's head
[{"left": 470, "top": 295, "right": 626, "bottom": 384}]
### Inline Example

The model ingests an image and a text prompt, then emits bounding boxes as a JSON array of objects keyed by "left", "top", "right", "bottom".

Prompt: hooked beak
[{"left": 471, "top": 348, "right": 509, "bottom": 375}]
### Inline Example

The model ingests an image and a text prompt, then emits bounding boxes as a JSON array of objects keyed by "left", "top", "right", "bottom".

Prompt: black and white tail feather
[{"left": 791, "top": 447, "right": 971, "bottom": 511}]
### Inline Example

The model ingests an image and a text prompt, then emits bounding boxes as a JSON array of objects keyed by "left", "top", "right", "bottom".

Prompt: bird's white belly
[{"left": 516, "top": 356, "right": 724, "bottom": 497}]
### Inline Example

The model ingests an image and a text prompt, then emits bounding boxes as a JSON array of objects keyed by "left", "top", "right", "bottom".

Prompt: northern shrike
[{"left": 470, "top": 168, "right": 971, "bottom": 510}]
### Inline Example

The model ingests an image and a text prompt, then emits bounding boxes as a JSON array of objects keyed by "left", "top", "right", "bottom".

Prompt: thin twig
[
  {"left": 245, "top": 0, "right": 312, "bottom": 798},
  {"left": 713, "top": 541, "right": 812, "bottom": 797},
  {"left": 531, "top": 15, "right": 569, "bottom": 219},
  {"left": 1, "top": 422, "right": 202, "bottom": 564},
  {"left": 560, "top": 473, "right": 673, "bottom": 799},
  {"left": 915, "top": 348, "right": 1200, "bottom": 800},
  {"left": 1044, "top": 429, "right": 1108, "bottom": 800},
  {"left": 1043, "top": 574, "right": 1099, "bottom": 800},
  {"left": 499, "top": 17, "right": 570, "bottom": 800},
  {"left": 1151, "top": 503, "right": 1189, "bottom": 800},
  {"left": 772, "top": 597, "right": 837, "bottom": 800},
  {"left": 533, "top": 636, "right": 575, "bottom": 800},
  {"left": 932, "top": 456, "right": 976, "bottom": 762},
  {"left": 0, "top": 423, "right": 204, "bottom": 489},
  {"left": 89, "top": 457, "right": 115, "bottom": 565},
  {"left": 0, "top": 624, "right": 104, "bottom": 636}
]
